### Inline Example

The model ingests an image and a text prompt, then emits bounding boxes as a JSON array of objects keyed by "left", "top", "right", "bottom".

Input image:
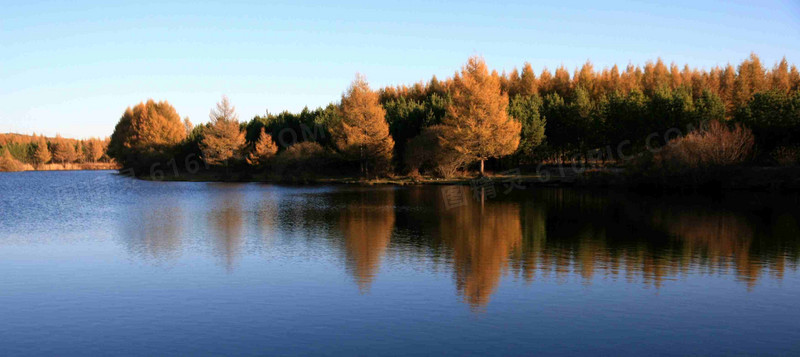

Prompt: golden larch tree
[
  {"left": 619, "top": 64, "right": 640, "bottom": 93},
  {"left": 734, "top": 53, "right": 766, "bottom": 106},
  {"left": 771, "top": 57, "right": 791, "bottom": 93},
  {"left": 30, "top": 135, "right": 51, "bottom": 166},
  {"left": 538, "top": 67, "right": 553, "bottom": 94},
  {"left": 576, "top": 60, "right": 596, "bottom": 95},
  {"left": 552, "top": 65, "right": 572, "bottom": 97},
  {"left": 719, "top": 64, "right": 737, "bottom": 112},
  {"left": 440, "top": 56, "right": 521, "bottom": 175},
  {"left": 183, "top": 117, "right": 194, "bottom": 137},
  {"left": 246, "top": 128, "right": 278, "bottom": 167},
  {"left": 333, "top": 74, "right": 395, "bottom": 177},
  {"left": 108, "top": 99, "right": 187, "bottom": 167},
  {"left": 51, "top": 135, "right": 78, "bottom": 164},
  {"left": 789, "top": 65, "right": 800, "bottom": 91},
  {"left": 84, "top": 138, "right": 106, "bottom": 162},
  {"left": 201, "top": 96, "right": 246, "bottom": 167},
  {"left": 516, "top": 62, "right": 538, "bottom": 97},
  {"left": 502, "top": 68, "right": 516, "bottom": 95},
  {"left": 74, "top": 141, "right": 84, "bottom": 163}
]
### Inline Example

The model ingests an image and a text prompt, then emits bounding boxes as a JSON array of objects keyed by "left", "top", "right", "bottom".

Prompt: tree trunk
[
  {"left": 480, "top": 159, "right": 484, "bottom": 176},
  {"left": 360, "top": 145, "right": 366, "bottom": 178}
]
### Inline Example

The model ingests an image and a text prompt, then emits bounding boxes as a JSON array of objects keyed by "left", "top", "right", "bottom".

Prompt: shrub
[
  {"left": 274, "top": 142, "right": 330, "bottom": 180},
  {"left": 771, "top": 145, "right": 800, "bottom": 166},
  {"left": 629, "top": 121, "right": 755, "bottom": 188},
  {"left": 657, "top": 121, "right": 754, "bottom": 170}
]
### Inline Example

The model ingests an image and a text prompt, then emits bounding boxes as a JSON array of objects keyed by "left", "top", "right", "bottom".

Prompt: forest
[
  {"left": 83, "top": 54, "right": 800, "bottom": 184},
  {"left": 0, "top": 133, "right": 114, "bottom": 172}
]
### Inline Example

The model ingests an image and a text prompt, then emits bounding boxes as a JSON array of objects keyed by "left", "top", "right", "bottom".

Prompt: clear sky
[{"left": 2, "top": 0, "right": 799, "bottom": 138}]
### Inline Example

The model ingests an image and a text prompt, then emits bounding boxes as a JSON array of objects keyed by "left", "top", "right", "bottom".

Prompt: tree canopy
[
  {"left": 97, "top": 53, "right": 800, "bottom": 178},
  {"left": 333, "top": 74, "right": 395, "bottom": 177},
  {"left": 439, "top": 56, "right": 521, "bottom": 174},
  {"left": 108, "top": 99, "right": 186, "bottom": 168},
  {"left": 200, "top": 96, "right": 246, "bottom": 167}
]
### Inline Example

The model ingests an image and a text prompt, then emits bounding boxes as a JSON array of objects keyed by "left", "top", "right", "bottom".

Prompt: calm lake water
[{"left": 1, "top": 170, "right": 799, "bottom": 356}]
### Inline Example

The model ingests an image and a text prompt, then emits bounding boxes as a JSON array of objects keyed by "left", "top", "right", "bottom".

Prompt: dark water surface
[{"left": 1, "top": 170, "right": 799, "bottom": 356}]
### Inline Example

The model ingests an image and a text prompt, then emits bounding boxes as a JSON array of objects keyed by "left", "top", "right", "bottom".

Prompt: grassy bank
[{"left": 0, "top": 162, "right": 119, "bottom": 172}]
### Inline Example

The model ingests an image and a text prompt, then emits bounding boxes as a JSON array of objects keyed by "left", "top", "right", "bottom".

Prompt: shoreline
[
  {"left": 121, "top": 166, "right": 800, "bottom": 192},
  {"left": 0, "top": 163, "right": 120, "bottom": 173}
]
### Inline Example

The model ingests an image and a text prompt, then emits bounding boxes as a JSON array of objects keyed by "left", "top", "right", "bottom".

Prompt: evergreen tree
[
  {"left": 735, "top": 90, "right": 800, "bottom": 154},
  {"left": 508, "top": 94, "right": 546, "bottom": 160},
  {"left": 694, "top": 90, "right": 726, "bottom": 123}
]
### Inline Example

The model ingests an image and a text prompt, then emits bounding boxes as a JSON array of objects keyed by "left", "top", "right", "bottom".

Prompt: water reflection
[
  {"left": 207, "top": 185, "right": 245, "bottom": 271},
  {"left": 651, "top": 202, "right": 800, "bottom": 288},
  {"left": 115, "top": 184, "right": 800, "bottom": 309},
  {"left": 436, "top": 187, "right": 521, "bottom": 309},
  {"left": 254, "top": 190, "right": 279, "bottom": 247},
  {"left": 336, "top": 188, "right": 395, "bottom": 292},
  {"left": 122, "top": 200, "right": 184, "bottom": 263},
  {"left": 504, "top": 190, "right": 800, "bottom": 291}
]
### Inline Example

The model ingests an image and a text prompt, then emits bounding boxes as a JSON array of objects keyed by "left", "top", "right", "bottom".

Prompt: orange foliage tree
[
  {"left": 51, "top": 135, "right": 78, "bottom": 164},
  {"left": 246, "top": 127, "right": 278, "bottom": 167},
  {"left": 200, "top": 96, "right": 246, "bottom": 167},
  {"left": 332, "top": 74, "right": 395, "bottom": 177},
  {"left": 0, "top": 147, "right": 29, "bottom": 171},
  {"left": 108, "top": 99, "right": 187, "bottom": 168},
  {"left": 440, "top": 56, "right": 521, "bottom": 175},
  {"left": 30, "top": 135, "right": 51, "bottom": 166},
  {"left": 83, "top": 138, "right": 106, "bottom": 163}
]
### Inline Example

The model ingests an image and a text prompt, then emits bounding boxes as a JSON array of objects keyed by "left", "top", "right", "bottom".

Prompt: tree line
[
  {"left": 108, "top": 54, "right": 800, "bottom": 179},
  {"left": 0, "top": 133, "right": 111, "bottom": 171}
]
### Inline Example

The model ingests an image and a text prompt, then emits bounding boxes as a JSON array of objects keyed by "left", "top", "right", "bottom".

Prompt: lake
[{"left": 1, "top": 170, "right": 799, "bottom": 356}]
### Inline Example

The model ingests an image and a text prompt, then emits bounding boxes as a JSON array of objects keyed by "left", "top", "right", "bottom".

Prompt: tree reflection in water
[
  {"left": 120, "top": 185, "right": 800, "bottom": 309},
  {"left": 436, "top": 186, "right": 522, "bottom": 309},
  {"left": 336, "top": 188, "right": 396, "bottom": 292},
  {"left": 208, "top": 185, "right": 245, "bottom": 272}
]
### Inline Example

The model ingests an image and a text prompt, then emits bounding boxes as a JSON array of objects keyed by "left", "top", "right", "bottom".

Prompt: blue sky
[{"left": 2, "top": 0, "right": 799, "bottom": 138}]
